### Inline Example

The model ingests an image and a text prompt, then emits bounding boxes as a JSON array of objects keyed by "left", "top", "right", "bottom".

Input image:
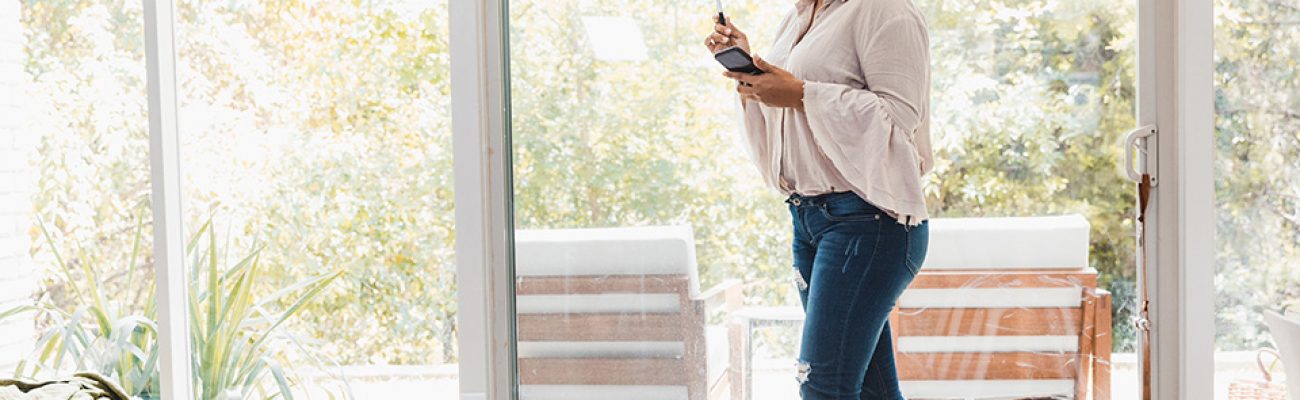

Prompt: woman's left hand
[{"left": 724, "top": 57, "right": 805, "bottom": 109}]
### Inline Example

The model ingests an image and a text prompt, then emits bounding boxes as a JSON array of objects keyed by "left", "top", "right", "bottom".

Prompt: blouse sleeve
[
  {"left": 736, "top": 96, "right": 776, "bottom": 188},
  {"left": 732, "top": 10, "right": 802, "bottom": 189},
  {"left": 800, "top": 15, "right": 932, "bottom": 185}
]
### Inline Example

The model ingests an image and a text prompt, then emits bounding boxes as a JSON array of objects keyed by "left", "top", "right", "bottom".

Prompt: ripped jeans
[{"left": 787, "top": 192, "right": 928, "bottom": 400}]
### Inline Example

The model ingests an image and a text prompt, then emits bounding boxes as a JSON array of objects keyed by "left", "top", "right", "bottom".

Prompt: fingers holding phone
[
  {"left": 704, "top": 16, "right": 749, "bottom": 54},
  {"left": 736, "top": 80, "right": 761, "bottom": 103}
]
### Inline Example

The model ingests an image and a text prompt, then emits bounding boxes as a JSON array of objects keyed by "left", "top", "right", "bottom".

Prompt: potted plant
[{"left": 3, "top": 215, "right": 346, "bottom": 400}]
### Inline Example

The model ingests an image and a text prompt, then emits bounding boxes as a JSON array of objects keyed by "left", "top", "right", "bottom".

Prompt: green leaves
[
  {"left": 186, "top": 219, "right": 343, "bottom": 400},
  {"left": 4, "top": 211, "right": 342, "bottom": 400}
]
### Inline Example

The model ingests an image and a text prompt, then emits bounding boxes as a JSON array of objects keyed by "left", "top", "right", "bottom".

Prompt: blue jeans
[{"left": 788, "top": 192, "right": 928, "bottom": 400}]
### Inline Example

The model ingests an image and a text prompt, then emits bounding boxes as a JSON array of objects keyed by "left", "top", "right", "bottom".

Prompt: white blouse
[{"left": 739, "top": 0, "right": 933, "bottom": 224}]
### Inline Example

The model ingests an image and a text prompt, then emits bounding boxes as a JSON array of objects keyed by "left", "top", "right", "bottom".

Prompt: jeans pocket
[
  {"left": 904, "top": 222, "right": 929, "bottom": 276},
  {"left": 904, "top": 254, "right": 922, "bottom": 277},
  {"left": 818, "top": 204, "right": 881, "bottom": 222}
]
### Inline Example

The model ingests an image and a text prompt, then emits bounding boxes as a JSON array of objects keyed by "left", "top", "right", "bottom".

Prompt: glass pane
[
  {"left": 3, "top": 1, "right": 159, "bottom": 398},
  {"left": 175, "top": 1, "right": 456, "bottom": 398},
  {"left": 508, "top": 1, "right": 1137, "bottom": 400},
  {"left": 1213, "top": 0, "right": 1300, "bottom": 397},
  {"left": 921, "top": 0, "right": 1140, "bottom": 396}
]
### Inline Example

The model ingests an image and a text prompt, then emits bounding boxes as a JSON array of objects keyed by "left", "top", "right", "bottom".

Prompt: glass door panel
[
  {"left": 507, "top": 0, "right": 1138, "bottom": 399},
  {"left": 1213, "top": 0, "right": 1300, "bottom": 397},
  {"left": 4, "top": 2, "right": 159, "bottom": 398},
  {"left": 175, "top": 1, "right": 457, "bottom": 398},
  {"left": 918, "top": 0, "right": 1140, "bottom": 396}
]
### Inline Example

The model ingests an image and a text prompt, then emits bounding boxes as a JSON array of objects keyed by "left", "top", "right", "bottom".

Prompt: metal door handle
[{"left": 1123, "top": 125, "right": 1158, "bottom": 186}]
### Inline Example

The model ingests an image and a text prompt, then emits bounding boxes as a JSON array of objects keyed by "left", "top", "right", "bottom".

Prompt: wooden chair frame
[
  {"left": 891, "top": 269, "right": 1113, "bottom": 400},
  {"left": 516, "top": 275, "right": 743, "bottom": 400}
]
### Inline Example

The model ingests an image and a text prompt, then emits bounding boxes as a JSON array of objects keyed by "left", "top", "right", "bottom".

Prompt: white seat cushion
[
  {"left": 926, "top": 215, "right": 1090, "bottom": 270},
  {"left": 515, "top": 225, "right": 700, "bottom": 296}
]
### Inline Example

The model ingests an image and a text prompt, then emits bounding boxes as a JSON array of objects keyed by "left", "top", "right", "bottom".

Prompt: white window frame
[
  {"left": 138, "top": 0, "right": 521, "bottom": 398},
  {"left": 450, "top": 1, "right": 516, "bottom": 400},
  {"left": 144, "top": 0, "right": 193, "bottom": 399},
  {"left": 1143, "top": 0, "right": 1216, "bottom": 398}
]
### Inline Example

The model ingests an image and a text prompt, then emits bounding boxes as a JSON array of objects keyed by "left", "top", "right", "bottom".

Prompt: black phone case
[{"left": 714, "top": 47, "right": 764, "bottom": 75}]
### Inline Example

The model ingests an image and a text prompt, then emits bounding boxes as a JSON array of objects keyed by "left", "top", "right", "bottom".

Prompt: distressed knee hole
[
  {"left": 792, "top": 267, "right": 809, "bottom": 291},
  {"left": 795, "top": 361, "right": 811, "bottom": 385}
]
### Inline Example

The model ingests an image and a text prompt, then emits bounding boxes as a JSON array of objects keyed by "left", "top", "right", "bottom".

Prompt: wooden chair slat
[
  {"left": 895, "top": 307, "right": 1083, "bottom": 336},
  {"left": 519, "top": 358, "right": 688, "bottom": 385},
  {"left": 1076, "top": 291, "right": 1098, "bottom": 400},
  {"left": 907, "top": 269, "right": 1098, "bottom": 289},
  {"left": 517, "top": 275, "right": 688, "bottom": 295},
  {"left": 518, "top": 313, "right": 684, "bottom": 341},
  {"left": 897, "top": 352, "right": 1080, "bottom": 380},
  {"left": 1093, "top": 289, "right": 1114, "bottom": 400},
  {"left": 891, "top": 270, "right": 1112, "bottom": 399}
]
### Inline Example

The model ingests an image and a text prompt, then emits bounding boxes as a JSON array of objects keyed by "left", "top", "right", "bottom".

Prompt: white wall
[{"left": 0, "top": 0, "right": 36, "bottom": 371}]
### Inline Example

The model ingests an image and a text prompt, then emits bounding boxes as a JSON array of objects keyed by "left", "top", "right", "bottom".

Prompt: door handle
[{"left": 1123, "top": 125, "right": 1158, "bottom": 186}]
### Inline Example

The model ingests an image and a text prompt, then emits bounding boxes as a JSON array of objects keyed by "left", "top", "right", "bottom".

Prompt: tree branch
[
  {"left": 1261, "top": 0, "right": 1300, "bottom": 14},
  {"left": 1231, "top": 20, "right": 1300, "bottom": 25},
  {"left": 1219, "top": 106, "right": 1300, "bottom": 122},
  {"left": 1263, "top": 188, "right": 1300, "bottom": 229}
]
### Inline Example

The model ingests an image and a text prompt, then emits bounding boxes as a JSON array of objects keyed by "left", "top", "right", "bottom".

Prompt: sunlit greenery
[
  {"left": 1213, "top": 0, "right": 1300, "bottom": 350},
  {"left": 5, "top": 212, "right": 342, "bottom": 399},
  {"left": 22, "top": 0, "right": 458, "bottom": 370},
  {"left": 173, "top": 0, "right": 457, "bottom": 366}
]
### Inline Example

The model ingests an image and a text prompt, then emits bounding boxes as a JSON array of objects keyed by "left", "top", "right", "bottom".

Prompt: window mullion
[{"left": 144, "top": 0, "right": 194, "bottom": 398}]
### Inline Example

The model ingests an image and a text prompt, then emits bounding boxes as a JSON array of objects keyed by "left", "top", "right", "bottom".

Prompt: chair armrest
[
  {"left": 697, "top": 279, "right": 744, "bottom": 313},
  {"left": 1085, "top": 287, "right": 1113, "bottom": 303}
]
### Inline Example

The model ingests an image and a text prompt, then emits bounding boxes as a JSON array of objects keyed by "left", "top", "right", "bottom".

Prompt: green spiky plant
[
  {"left": 186, "top": 218, "right": 345, "bottom": 400},
  {"left": 3, "top": 211, "right": 344, "bottom": 400},
  {"left": 3, "top": 209, "right": 159, "bottom": 397}
]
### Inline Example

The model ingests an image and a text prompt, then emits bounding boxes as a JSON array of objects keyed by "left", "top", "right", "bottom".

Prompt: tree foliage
[
  {"left": 1213, "top": 0, "right": 1300, "bottom": 350},
  {"left": 23, "top": 0, "right": 457, "bottom": 367}
]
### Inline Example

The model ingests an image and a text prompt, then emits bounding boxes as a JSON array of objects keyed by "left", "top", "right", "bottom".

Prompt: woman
[{"left": 703, "top": 0, "right": 933, "bottom": 398}]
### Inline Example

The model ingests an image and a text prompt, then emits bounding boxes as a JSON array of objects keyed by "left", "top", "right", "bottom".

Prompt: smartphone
[{"left": 714, "top": 46, "right": 764, "bottom": 75}]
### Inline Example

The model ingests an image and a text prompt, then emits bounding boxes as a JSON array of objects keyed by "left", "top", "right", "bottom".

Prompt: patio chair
[
  {"left": 893, "top": 215, "right": 1112, "bottom": 400},
  {"left": 514, "top": 225, "right": 742, "bottom": 400},
  {"left": 1263, "top": 310, "right": 1300, "bottom": 400}
]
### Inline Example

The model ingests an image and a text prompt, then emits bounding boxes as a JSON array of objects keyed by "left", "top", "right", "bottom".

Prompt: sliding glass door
[
  {"left": 504, "top": 0, "right": 1141, "bottom": 399},
  {"left": 1212, "top": 1, "right": 1300, "bottom": 397},
  {"left": 4, "top": 1, "right": 458, "bottom": 399},
  {"left": 171, "top": 1, "right": 458, "bottom": 398},
  {"left": 3, "top": 3, "right": 157, "bottom": 396}
]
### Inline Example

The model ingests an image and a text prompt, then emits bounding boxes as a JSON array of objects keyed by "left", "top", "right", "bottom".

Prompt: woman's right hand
[{"left": 704, "top": 16, "right": 750, "bottom": 55}]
